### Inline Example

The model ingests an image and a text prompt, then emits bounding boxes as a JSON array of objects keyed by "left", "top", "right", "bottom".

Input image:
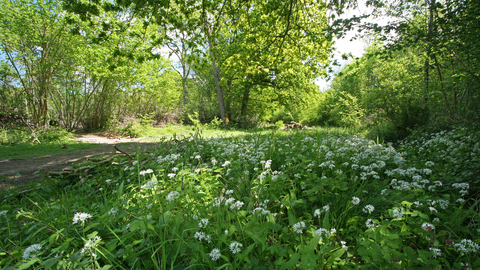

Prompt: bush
[{"left": 120, "top": 121, "right": 143, "bottom": 138}]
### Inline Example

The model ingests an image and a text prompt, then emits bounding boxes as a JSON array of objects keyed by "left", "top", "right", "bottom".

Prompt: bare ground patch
[{"left": 0, "top": 133, "right": 158, "bottom": 190}]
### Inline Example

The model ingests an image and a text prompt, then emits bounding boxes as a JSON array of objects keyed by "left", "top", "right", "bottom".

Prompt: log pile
[{"left": 280, "top": 121, "right": 309, "bottom": 130}]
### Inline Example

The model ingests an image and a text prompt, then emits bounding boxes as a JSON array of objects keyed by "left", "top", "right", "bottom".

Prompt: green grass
[
  {"left": 0, "top": 141, "right": 101, "bottom": 160},
  {"left": 1, "top": 126, "right": 478, "bottom": 269}
]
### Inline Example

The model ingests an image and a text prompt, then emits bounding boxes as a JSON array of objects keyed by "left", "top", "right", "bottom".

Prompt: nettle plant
[{"left": 1, "top": 129, "right": 479, "bottom": 269}]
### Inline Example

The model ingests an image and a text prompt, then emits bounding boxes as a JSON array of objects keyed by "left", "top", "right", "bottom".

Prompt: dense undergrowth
[{"left": 1, "top": 127, "right": 479, "bottom": 269}]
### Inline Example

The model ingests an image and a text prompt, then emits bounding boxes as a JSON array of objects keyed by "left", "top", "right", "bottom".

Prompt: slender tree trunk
[
  {"left": 434, "top": 55, "right": 450, "bottom": 114},
  {"left": 240, "top": 87, "right": 250, "bottom": 128},
  {"left": 423, "top": 0, "right": 436, "bottom": 105},
  {"left": 209, "top": 40, "right": 226, "bottom": 123}
]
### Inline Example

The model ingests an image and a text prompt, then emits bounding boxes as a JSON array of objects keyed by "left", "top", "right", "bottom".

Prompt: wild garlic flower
[
  {"left": 251, "top": 207, "right": 270, "bottom": 215},
  {"left": 222, "top": 161, "right": 231, "bottom": 167},
  {"left": 73, "top": 212, "right": 92, "bottom": 226},
  {"left": 363, "top": 204, "right": 375, "bottom": 214},
  {"left": 209, "top": 248, "right": 221, "bottom": 261},
  {"left": 108, "top": 208, "right": 118, "bottom": 216},
  {"left": 314, "top": 205, "right": 330, "bottom": 218},
  {"left": 365, "top": 219, "right": 376, "bottom": 229},
  {"left": 139, "top": 169, "right": 153, "bottom": 175},
  {"left": 194, "top": 231, "right": 211, "bottom": 243},
  {"left": 81, "top": 236, "right": 101, "bottom": 255},
  {"left": 22, "top": 244, "right": 42, "bottom": 260},
  {"left": 229, "top": 242, "right": 243, "bottom": 254},
  {"left": 293, "top": 221, "right": 306, "bottom": 234},
  {"left": 142, "top": 180, "right": 157, "bottom": 189},
  {"left": 453, "top": 239, "right": 480, "bottom": 255},
  {"left": 392, "top": 208, "right": 405, "bottom": 219},
  {"left": 429, "top": 248, "right": 441, "bottom": 258},
  {"left": 167, "top": 173, "right": 176, "bottom": 179},
  {"left": 315, "top": 228, "right": 329, "bottom": 241},
  {"left": 351, "top": 197, "right": 361, "bottom": 205},
  {"left": 198, "top": 218, "right": 209, "bottom": 228},
  {"left": 230, "top": 201, "right": 244, "bottom": 211},
  {"left": 166, "top": 191, "right": 180, "bottom": 202},
  {"left": 422, "top": 223, "right": 435, "bottom": 232}
]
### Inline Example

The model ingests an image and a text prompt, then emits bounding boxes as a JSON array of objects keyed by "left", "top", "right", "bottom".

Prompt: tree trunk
[
  {"left": 240, "top": 87, "right": 250, "bottom": 128},
  {"left": 209, "top": 40, "right": 226, "bottom": 124},
  {"left": 434, "top": 55, "right": 450, "bottom": 114}
]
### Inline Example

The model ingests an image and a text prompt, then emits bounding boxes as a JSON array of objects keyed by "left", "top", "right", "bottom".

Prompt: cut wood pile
[{"left": 281, "top": 121, "right": 309, "bottom": 130}]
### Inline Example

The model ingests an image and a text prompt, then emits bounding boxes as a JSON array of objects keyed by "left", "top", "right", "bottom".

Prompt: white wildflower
[
  {"left": 209, "top": 248, "right": 221, "bottom": 261},
  {"left": 430, "top": 247, "right": 441, "bottom": 258},
  {"left": 392, "top": 208, "right": 405, "bottom": 219},
  {"left": 315, "top": 228, "right": 329, "bottom": 241},
  {"left": 166, "top": 191, "right": 180, "bottom": 202},
  {"left": 22, "top": 244, "right": 42, "bottom": 260},
  {"left": 363, "top": 204, "right": 375, "bottom": 214},
  {"left": 199, "top": 218, "right": 209, "bottom": 228},
  {"left": 453, "top": 239, "right": 480, "bottom": 255},
  {"left": 229, "top": 242, "right": 243, "bottom": 254},
  {"left": 108, "top": 208, "right": 118, "bottom": 216},
  {"left": 351, "top": 197, "right": 360, "bottom": 205},
  {"left": 293, "top": 221, "right": 306, "bottom": 234},
  {"left": 222, "top": 161, "right": 231, "bottom": 167},
  {"left": 421, "top": 223, "right": 435, "bottom": 232},
  {"left": 73, "top": 212, "right": 92, "bottom": 226}
]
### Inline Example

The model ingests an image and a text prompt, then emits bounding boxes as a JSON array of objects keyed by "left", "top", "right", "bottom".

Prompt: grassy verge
[{"left": 0, "top": 141, "right": 102, "bottom": 160}]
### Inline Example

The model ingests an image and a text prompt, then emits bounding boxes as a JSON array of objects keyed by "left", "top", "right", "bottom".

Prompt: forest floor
[{"left": 0, "top": 133, "right": 158, "bottom": 190}]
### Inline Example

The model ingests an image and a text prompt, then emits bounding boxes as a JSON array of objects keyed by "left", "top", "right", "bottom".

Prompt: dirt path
[{"left": 0, "top": 133, "right": 158, "bottom": 190}]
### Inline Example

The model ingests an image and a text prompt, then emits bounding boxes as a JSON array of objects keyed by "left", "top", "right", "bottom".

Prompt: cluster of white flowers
[
  {"left": 209, "top": 248, "right": 221, "bottom": 261},
  {"left": 0, "top": 210, "right": 7, "bottom": 216},
  {"left": 293, "top": 221, "right": 306, "bottom": 234},
  {"left": 351, "top": 197, "right": 361, "bottom": 205},
  {"left": 314, "top": 205, "right": 330, "bottom": 218},
  {"left": 363, "top": 204, "right": 375, "bottom": 214},
  {"left": 157, "top": 153, "right": 180, "bottom": 164},
  {"left": 452, "top": 183, "right": 469, "bottom": 196},
  {"left": 73, "top": 212, "right": 92, "bottom": 226},
  {"left": 166, "top": 191, "right": 180, "bottom": 202},
  {"left": 81, "top": 236, "right": 102, "bottom": 256},
  {"left": 139, "top": 169, "right": 153, "bottom": 175},
  {"left": 392, "top": 208, "right": 405, "bottom": 219},
  {"left": 229, "top": 242, "right": 243, "bottom": 254},
  {"left": 167, "top": 173, "right": 176, "bottom": 179},
  {"left": 22, "top": 244, "right": 42, "bottom": 260},
  {"left": 141, "top": 180, "right": 157, "bottom": 189},
  {"left": 314, "top": 228, "right": 329, "bottom": 241},
  {"left": 421, "top": 223, "right": 435, "bottom": 232},
  {"left": 429, "top": 247, "right": 441, "bottom": 258},
  {"left": 198, "top": 218, "right": 209, "bottom": 228},
  {"left": 222, "top": 161, "right": 231, "bottom": 167},
  {"left": 194, "top": 231, "right": 211, "bottom": 243},
  {"left": 108, "top": 208, "right": 118, "bottom": 216},
  {"left": 230, "top": 201, "right": 244, "bottom": 211},
  {"left": 251, "top": 207, "right": 271, "bottom": 216},
  {"left": 365, "top": 219, "right": 377, "bottom": 229},
  {"left": 453, "top": 239, "right": 480, "bottom": 255}
]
